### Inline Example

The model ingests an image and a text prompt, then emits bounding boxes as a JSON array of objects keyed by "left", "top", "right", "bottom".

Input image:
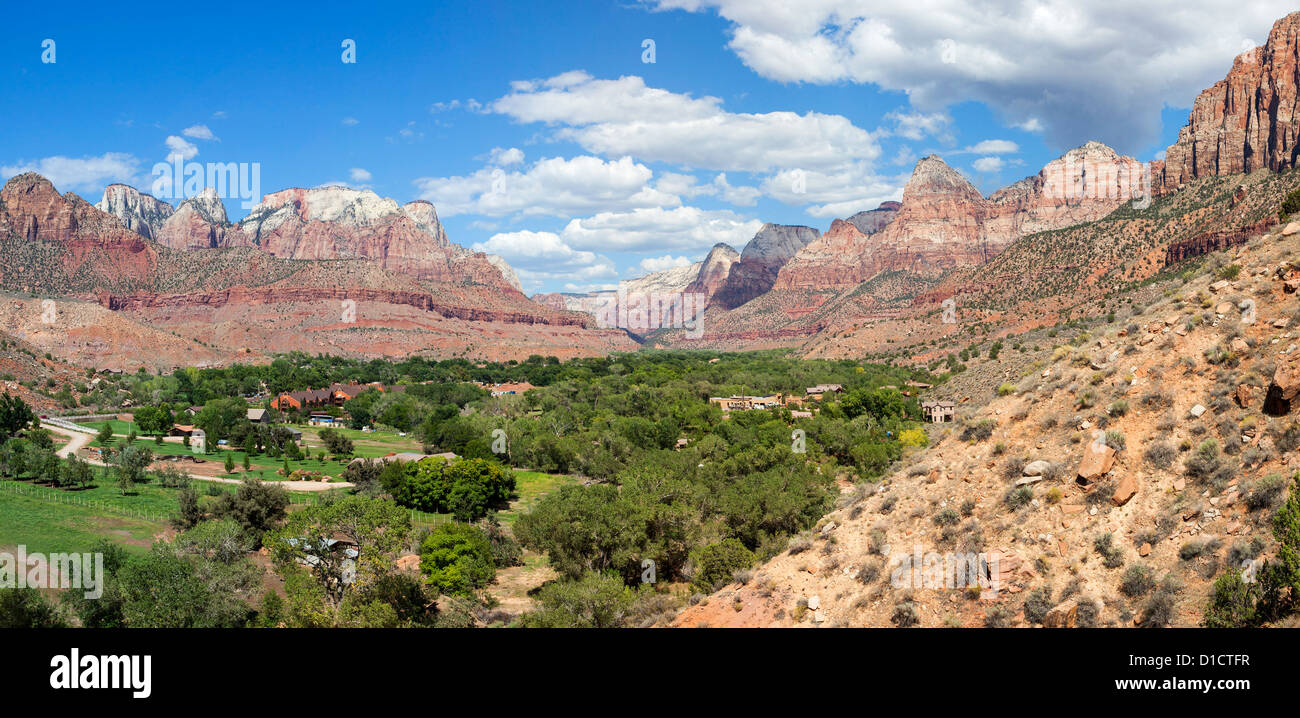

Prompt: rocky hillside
[{"left": 675, "top": 222, "right": 1300, "bottom": 627}]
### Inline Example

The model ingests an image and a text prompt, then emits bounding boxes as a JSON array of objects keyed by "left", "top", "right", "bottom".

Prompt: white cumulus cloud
[
  {"left": 1, "top": 153, "right": 141, "bottom": 193},
  {"left": 650, "top": 0, "right": 1297, "bottom": 151}
]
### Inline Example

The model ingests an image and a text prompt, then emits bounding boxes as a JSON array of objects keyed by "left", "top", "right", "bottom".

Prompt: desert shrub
[
  {"left": 1104, "top": 430, "right": 1126, "bottom": 452},
  {"left": 1108, "top": 400, "right": 1129, "bottom": 417},
  {"left": 1004, "top": 487, "right": 1033, "bottom": 511},
  {"left": 1179, "top": 537, "right": 1222, "bottom": 561},
  {"left": 787, "top": 535, "right": 812, "bottom": 555},
  {"left": 891, "top": 599, "right": 919, "bottom": 627},
  {"left": 1183, "top": 439, "right": 1222, "bottom": 480},
  {"left": 878, "top": 495, "right": 897, "bottom": 514},
  {"left": 933, "top": 508, "right": 960, "bottom": 527},
  {"left": 1119, "top": 565, "right": 1156, "bottom": 598},
  {"left": 1280, "top": 186, "right": 1300, "bottom": 218},
  {"left": 1245, "top": 474, "right": 1289, "bottom": 512},
  {"left": 855, "top": 559, "right": 882, "bottom": 585},
  {"left": 1140, "top": 580, "right": 1179, "bottom": 627},
  {"left": 1141, "top": 390, "right": 1172, "bottom": 409},
  {"left": 1270, "top": 423, "right": 1300, "bottom": 453},
  {"left": 1226, "top": 537, "right": 1264, "bottom": 567},
  {"left": 1001, "top": 456, "right": 1026, "bottom": 481},
  {"left": 984, "top": 604, "right": 1015, "bottom": 628},
  {"left": 1023, "top": 585, "right": 1054, "bottom": 624},
  {"left": 1094, "top": 533, "right": 1125, "bottom": 569},
  {"left": 1075, "top": 597, "right": 1100, "bottom": 627},
  {"left": 1142, "top": 441, "right": 1177, "bottom": 470},
  {"left": 960, "top": 420, "right": 995, "bottom": 443},
  {"left": 960, "top": 499, "right": 976, "bottom": 517}
]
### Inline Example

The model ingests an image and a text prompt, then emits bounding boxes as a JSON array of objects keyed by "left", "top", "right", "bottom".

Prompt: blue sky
[{"left": 2, "top": 0, "right": 1295, "bottom": 293}]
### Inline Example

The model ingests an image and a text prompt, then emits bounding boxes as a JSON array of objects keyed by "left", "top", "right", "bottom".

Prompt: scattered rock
[
  {"left": 1042, "top": 599, "right": 1079, "bottom": 628},
  {"left": 1111, "top": 475, "right": 1138, "bottom": 506},
  {"left": 1139, "top": 542, "right": 1151, "bottom": 557},
  {"left": 1190, "top": 404, "right": 1206, "bottom": 417},
  {"left": 1023, "top": 460, "right": 1052, "bottom": 477},
  {"left": 1076, "top": 444, "right": 1116, "bottom": 484}
]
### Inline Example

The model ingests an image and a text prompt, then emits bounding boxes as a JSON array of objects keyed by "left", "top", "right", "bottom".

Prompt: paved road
[{"left": 44, "top": 424, "right": 353, "bottom": 492}]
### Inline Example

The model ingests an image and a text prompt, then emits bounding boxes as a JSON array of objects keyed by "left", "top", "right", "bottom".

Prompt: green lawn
[{"left": 83, "top": 419, "right": 140, "bottom": 435}]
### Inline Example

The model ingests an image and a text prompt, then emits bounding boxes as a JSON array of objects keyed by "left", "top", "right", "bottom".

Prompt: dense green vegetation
[{"left": 1, "top": 351, "right": 938, "bottom": 628}]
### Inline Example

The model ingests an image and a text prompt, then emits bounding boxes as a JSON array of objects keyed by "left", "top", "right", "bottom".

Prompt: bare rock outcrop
[
  {"left": 94, "top": 184, "right": 174, "bottom": 240},
  {"left": 156, "top": 187, "right": 253, "bottom": 250},
  {"left": 236, "top": 186, "right": 518, "bottom": 291},
  {"left": 713, "top": 224, "right": 820, "bottom": 309},
  {"left": 1160, "top": 12, "right": 1300, "bottom": 191},
  {"left": 685, "top": 243, "right": 740, "bottom": 305}
]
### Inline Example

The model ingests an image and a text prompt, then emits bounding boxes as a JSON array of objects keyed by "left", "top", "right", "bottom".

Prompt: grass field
[{"left": 0, "top": 486, "right": 164, "bottom": 554}]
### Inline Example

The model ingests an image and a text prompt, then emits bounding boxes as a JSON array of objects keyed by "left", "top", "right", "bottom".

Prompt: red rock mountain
[
  {"left": 2, "top": 173, "right": 158, "bottom": 288},
  {"left": 775, "top": 145, "right": 1140, "bottom": 290},
  {"left": 156, "top": 187, "right": 253, "bottom": 250},
  {"left": 236, "top": 186, "right": 517, "bottom": 292},
  {"left": 844, "top": 201, "right": 901, "bottom": 235},
  {"left": 0, "top": 173, "right": 634, "bottom": 367},
  {"left": 1161, "top": 11, "right": 1300, "bottom": 190},
  {"left": 685, "top": 242, "right": 740, "bottom": 304},
  {"left": 711, "top": 223, "right": 820, "bottom": 309}
]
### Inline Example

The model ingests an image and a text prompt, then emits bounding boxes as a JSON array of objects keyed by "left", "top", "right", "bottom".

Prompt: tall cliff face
[
  {"left": 711, "top": 224, "right": 820, "bottom": 309},
  {"left": 1161, "top": 11, "right": 1300, "bottom": 191},
  {"left": 775, "top": 147, "right": 1136, "bottom": 291},
  {"left": 94, "top": 184, "right": 174, "bottom": 240},
  {"left": 156, "top": 187, "right": 253, "bottom": 250},
  {"left": 685, "top": 243, "right": 740, "bottom": 304},
  {"left": 236, "top": 186, "right": 519, "bottom": 291}
]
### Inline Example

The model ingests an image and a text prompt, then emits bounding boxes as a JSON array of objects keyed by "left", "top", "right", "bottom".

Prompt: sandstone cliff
[
  {"left": 1161, "top": 11, "right": 1300, "bottom": 190},
  {"left": 685, "top": 243, "right": 740, "bottom": 305},
  {"left": 94, "top": 184, "right": 174, "bottom": 240},
  {"left": 156, "top": 187, "right": 253, "bottom": 250},
  {"left": 712, "top": 224, "right": 820, "bottom": 309},
  {"left": 775, "top": 147, "right": 1136, "bottom": 291},
  {"left": 236, "top": 186, "right": 518, "bottom": 291}
]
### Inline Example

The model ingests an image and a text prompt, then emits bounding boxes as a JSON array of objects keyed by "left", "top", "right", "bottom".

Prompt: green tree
[
  {"left": 518, "top": 572, "right": 636, "bottom": 628},
  {"left": 0, "top": 588, "right": 68, "bottom": 627},
  {"left": 265, "top": 496, "right": 412, "bottom": 624},
  {"left": 418, "top": 522, "right": 496, "bottom": 596},
  {"left": 210, "top": 477, "right": 289, "bottom": 547},
  {"left": 0, "top": 393, "right": 36, "bottom": 438},
  {"left": 133, "top": 405, "right": 174, "bottom": 436},
  {"left": 112, "top": 445, "right": 153, "bottom": 494},
  {"left": 689, "top": 538, "right": 755, "bottom": 592}
]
